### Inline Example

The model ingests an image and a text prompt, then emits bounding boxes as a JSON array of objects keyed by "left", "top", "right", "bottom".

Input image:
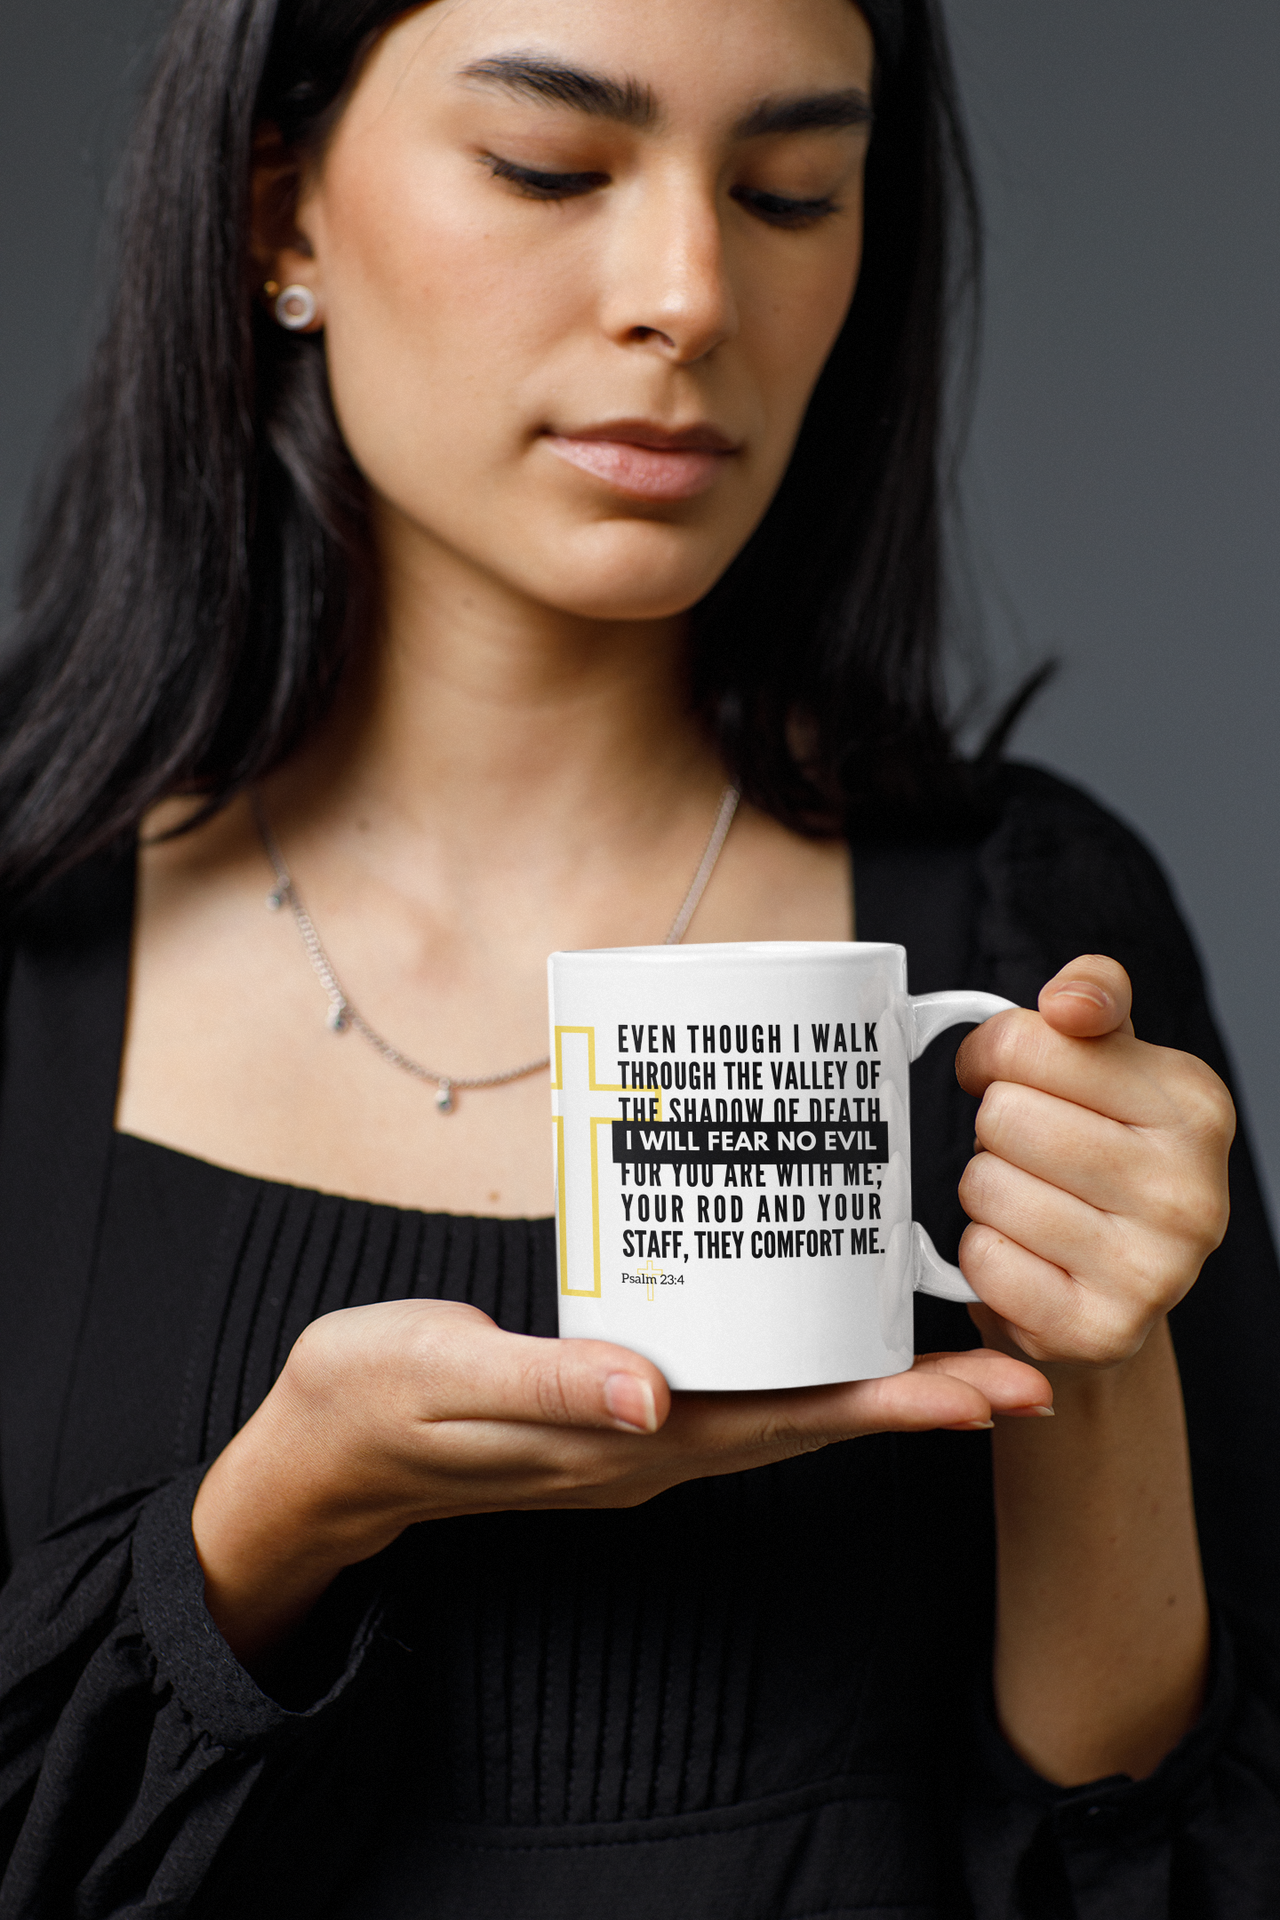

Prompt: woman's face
[{"left": 277, "top": 0, "right": 875, "bottom": 623}]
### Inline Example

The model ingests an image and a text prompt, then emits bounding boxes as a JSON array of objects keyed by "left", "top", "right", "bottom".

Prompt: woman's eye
[
  {"left": 483, "top": 155, "right": 838, "bottom": 227},
  {"left": 731, "top": 186, "right": 841, "bottom": 231},
  {"left": 485, "top": 155, "right": 609, "bottom": 202}
]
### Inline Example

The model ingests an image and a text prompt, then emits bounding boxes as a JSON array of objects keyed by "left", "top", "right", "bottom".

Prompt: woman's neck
[
  {"left": 127, "top": 524, "right": 851, "bottom": 1214},
  {"left": 269, "top": 509, "right": 727, "bottom": 894}
]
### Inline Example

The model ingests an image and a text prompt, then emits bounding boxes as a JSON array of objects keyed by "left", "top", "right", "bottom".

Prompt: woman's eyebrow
[
  {"left": 734, "top": 90, "right": 873, "bottom": 138},
  {"left": 459, "top": 55, "right": 659, "bottom": 129},
  {"left": 458, "top": 56, "right": 872, "bottom": 141}
]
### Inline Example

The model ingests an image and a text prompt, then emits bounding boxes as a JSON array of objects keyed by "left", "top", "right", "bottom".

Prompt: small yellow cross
[{"left": 550, "top": 1027, "right": 661, "bottom": 1298}]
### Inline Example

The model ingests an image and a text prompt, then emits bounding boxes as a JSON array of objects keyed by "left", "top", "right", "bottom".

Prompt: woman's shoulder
[
  {"left": 1, "top": 840, "right": 135, "bottom": 958},
  {"left": 982, "top": 756, "right": 1168, "bottom": 861},
  {"left": 852, "top": 759, "right": 1205, "bottom": 1032},
  {"left": 978, "top": 759, "right": 1191, "bottom": 942},
  {"left": 0, "top": 844, "right": 135, "bottom": 1091},
  {"left": 974, "top": 760, "right": 1210, "bottom": 1049}
]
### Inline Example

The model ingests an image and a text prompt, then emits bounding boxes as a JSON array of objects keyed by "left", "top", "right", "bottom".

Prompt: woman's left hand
[{"left": 955, "top": 955, "right": 1235, "bottom": 1366}]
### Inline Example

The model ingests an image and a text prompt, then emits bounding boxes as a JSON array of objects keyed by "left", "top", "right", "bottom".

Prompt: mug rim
[{"left": 549, "top": 941, "right": 906, "bottom": 965}]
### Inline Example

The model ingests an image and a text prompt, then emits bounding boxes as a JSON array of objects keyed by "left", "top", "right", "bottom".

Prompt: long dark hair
[{"left": 0, "top": 0, "right": 983, "bottom": 906}]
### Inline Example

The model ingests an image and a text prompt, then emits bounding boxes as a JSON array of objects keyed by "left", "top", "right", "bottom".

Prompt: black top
[{"left": 1, "top": 764, "right": 1279, "bottom": 1920}]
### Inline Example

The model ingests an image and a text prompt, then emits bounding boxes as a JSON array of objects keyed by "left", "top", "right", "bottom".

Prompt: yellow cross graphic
[{"left": 550, "top": 1026, "right": 661, "bottom": 1298}]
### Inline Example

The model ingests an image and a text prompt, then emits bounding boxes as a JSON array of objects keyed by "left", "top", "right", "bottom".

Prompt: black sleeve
[
  {"left": 0, "top": 1469, "right": 389, "bottom": 1918},
  {"left": 958, "top": 765, "right": 1280, "bottom": 1918}
]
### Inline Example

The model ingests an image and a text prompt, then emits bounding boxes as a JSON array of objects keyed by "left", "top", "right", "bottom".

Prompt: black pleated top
[{"left": 3, "top": 764, "right": 1280, "bottom": 1920}]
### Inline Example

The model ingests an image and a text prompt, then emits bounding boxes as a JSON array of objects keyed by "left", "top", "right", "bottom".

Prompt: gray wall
[
  {"left": 1, "top": 1, "right": 161, "bottom": 565},
  {"left": 3, "top": 2, "right": 1278, "bottom": 1211},
  {"left": 942, "top": 0, "right": 1280, "bottom": 1216}
]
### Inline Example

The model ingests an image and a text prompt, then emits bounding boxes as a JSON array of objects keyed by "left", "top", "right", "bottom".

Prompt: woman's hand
[
  {"left": 193, "top": 1302, "right": 1049, "bottom": 1661},
  {"left": 955, "top": 954, "right": 1234, "bottom": 1365},
  {"left": 955, "top": 954, "right": 1231, "bottom": 1784}
]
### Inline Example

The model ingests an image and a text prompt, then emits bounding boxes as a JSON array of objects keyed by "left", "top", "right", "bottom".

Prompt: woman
[{"left": 0, "top": 0, "right": 1276, "bottom": 1914}]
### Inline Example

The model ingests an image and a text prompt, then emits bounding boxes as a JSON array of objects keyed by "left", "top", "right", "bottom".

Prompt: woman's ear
[{"left": 250, "top": 122, "right": 324, "bottom": 331}]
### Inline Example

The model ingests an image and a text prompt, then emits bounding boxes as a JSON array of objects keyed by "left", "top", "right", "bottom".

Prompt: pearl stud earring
[{"left": 272, "top": 283, "right": 319, "bottom": 331}]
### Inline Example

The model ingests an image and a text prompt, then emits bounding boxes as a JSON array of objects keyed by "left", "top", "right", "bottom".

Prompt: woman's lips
[{"left": 541, "top": 428, "right": 735, "bottom": 502}]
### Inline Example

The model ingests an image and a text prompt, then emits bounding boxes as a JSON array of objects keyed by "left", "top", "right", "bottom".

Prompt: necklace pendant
[{"left": 254, "top": 786, "right": 736, "bottom": 1110}]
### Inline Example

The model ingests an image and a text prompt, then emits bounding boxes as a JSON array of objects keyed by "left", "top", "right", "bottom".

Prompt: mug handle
[{"left": 907, "top": 989, "right": 1018, "bottom": 1306}]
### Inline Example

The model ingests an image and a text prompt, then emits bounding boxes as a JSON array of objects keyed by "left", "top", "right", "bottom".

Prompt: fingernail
[
  {"left": 604, "top": 1374, "right": 658, "bottom": 1434},
  {"left": 960, "top": 1418, "right": 995, "bottom": 1430},
  {"left": 1046, "top": 984, "right": 1109, "bottom": 1010},
  {"left": 1029, "top": 1405, "right": 1055, "bottom": 1417}
]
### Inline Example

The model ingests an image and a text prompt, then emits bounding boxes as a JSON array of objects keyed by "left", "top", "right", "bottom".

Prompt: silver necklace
[{"left": 255, "top": 785, "right": 741, "bottom": 1114}]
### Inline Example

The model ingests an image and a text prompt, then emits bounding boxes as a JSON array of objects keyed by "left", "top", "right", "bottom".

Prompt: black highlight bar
[{"left": 611, "top": 1120, "right": 888, "bottom": 1167}]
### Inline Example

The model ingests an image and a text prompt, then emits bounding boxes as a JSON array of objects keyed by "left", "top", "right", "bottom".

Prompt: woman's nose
[{"left": 599, "top": 176, "right": 738, "bottom": 366}]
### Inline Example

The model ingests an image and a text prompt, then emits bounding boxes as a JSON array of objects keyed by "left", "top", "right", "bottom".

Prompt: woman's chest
[{"left": 116, "top": 805, "right": 855, "bottom": 1215}]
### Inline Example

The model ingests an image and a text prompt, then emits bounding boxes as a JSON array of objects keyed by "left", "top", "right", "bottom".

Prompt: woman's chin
[
  {"left": 520, "top": 582, "right": 705, "bottom": 627},
  {"left": 513, "top": 525, "right": 743, "bottom": 626}
]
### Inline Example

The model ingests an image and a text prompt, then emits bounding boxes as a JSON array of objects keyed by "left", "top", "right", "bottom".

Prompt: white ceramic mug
[{"left": 547, "top": 943, "right": 1015, "bottom": 1391}]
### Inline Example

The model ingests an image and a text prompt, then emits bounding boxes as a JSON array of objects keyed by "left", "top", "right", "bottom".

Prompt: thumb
[
  {"left": 1038, "top": 954, "right": 1134, "bottom": 1039},
  {"left": 400, "top": 1302, "right": 673, "bottom": 1435}
]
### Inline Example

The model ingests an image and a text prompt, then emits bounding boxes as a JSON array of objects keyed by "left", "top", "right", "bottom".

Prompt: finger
[
  {"left": 909, "top": 1346, "right": 1053, "bottom": 1414},
  {"left": 973, "top": 1080, "right": 1158, "bottom": 1214},
  {"left": 413, "top": 1360, "right": 1022, "bottom": 1494},
  {"left": 403, "top": 1349, "right": 1057, "bottom": 1516},
  {"left": 960, "top": 1150, "right": 1137, "bottom": 1290},
  {"left": 1038, "top": 954, "right": 1133, "bottom": 1038},
  {"left": 672, "top": 1348, "right": 1051, "bottom": 1449},
  {"left": 382, "top": 1300, "right": 673, "bottom": 1435},
  {"left": 974, "top": 1078, "right": 1232, "bottom": 1247},
  {"left": 957, "top": 1008, "right": 1202, "bottom": 1128},
  {"left": 957, "top": 1221, "right": 1151, "bottom": 1364},
  {"left": 970, "top": 1068, "right": 1231, "bottom": 1253},
  {"left": 823, "top": 1369, "right": 998, "bottom": 1434},
  {"left": 960, "top": 1146, "right": 1214, "bottom": 1336},
  {"left": 797, "top": 1354, "right": 1034, "bottom": 1437}
]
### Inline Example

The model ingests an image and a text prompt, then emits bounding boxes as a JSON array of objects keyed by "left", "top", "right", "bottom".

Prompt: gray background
[{"left": 3, "top": 1, "right": 1278, "bottom": 1214}]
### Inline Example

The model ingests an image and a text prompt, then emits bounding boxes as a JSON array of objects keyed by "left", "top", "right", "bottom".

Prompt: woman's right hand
[{"left": 192, "top": 1298, "right": 1050, "bottom": 1660}]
